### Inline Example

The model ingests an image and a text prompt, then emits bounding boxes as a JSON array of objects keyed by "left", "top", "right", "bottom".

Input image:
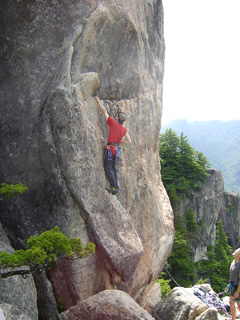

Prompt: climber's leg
[
  {"left": 104, "top": 156, "right": 118, "bottom": 189},
  {"left": 112, "top": 158, "right": 118, "bottom": 189}
]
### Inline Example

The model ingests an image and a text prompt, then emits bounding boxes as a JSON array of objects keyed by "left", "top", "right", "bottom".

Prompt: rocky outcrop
[
  {"left": 0, "top": 224, "right": 38, "bottom": 320},
  {"left": 59, "top": 289, "right": 155, "bottom": 320},
  {"left": 154, "top": 286, "right": 226, "bottom": 320},
  {"left": 154, "top": 287, "right": 207, "bottom": 320},
  {"left": 173, "top": 168, "right": 240, "bottom": 262},
  {"left": 141, "top": 282, "right": 162, "bottom": 314},
  {"left": 0, "top": 0, "right": 173, "bottom": 317},
  {"left": 219, "top": 189, "right": 240, "bottom": 249},
  {"left": 0, "top": 303, "right": 33, "bottom": 320}
]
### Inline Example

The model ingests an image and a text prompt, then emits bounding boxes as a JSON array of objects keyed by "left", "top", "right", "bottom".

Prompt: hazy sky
[{"left": 161, "top": 0, "right": 240, "bottom": 126}]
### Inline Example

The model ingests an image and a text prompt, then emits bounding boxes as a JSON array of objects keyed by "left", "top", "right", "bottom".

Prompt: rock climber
[
  {"left": 96, "top": 97, "right": 131, "bottom": 195},
  {"left": 229, "top": 248, "right": 240, "bottom": 320}
]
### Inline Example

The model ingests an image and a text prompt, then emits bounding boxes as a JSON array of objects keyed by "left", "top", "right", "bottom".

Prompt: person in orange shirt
[{"left": 96, "top": 97, "right": 131, "bottom": 195}]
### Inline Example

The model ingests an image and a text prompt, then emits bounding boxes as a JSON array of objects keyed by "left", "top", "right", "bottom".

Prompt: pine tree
[
  {"left": 159, "top": 129, "right": 210, "bottom": 204},
  {"left": 196, "top": 220, "right": 232, "bottom": 292},
  {"left": 0, "top": 227, "right": 95, "bottom": 278},
  {"left": 166, "top": 230, "right": 195, "bottom": 287}
]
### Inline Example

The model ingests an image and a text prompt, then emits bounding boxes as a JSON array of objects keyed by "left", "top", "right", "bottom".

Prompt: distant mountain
[{"left": 161, "top": 119, "right": 240, "bottom": 193}]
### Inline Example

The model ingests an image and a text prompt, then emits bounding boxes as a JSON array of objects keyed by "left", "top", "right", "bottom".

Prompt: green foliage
[
  {"left": 195, "top": 277, "right": 209, "bottom": 285},
  {"left": 159, "top": 128, "right": 233, "bottom": 293},
  {"left": 186, "top": 208, "right": 198, "bottom": 233},
  {"left": 197, "top": 220, "right": 206, "bottom": 236},
  {"left": 0, "top": 227, "right": 95, "bottom": 277},
  {"left": 159, "top": 129, "right": 210, "bottom": 205},
  {"left": 174, "top": 214, "right": 187, "bottom": 234},
  {"left": 166, "top": 230, "right": 195, "bottom": 287},
  {"left": 162, "top": 119, "right": 240, "bottom": 193},
  {"left": 196, "top": 220, "right": 232, "bottom": 292},
  {"left": 156, "top": 272, "right": 172, "bottom": 298},
  {"left": 162, "top": 216, "right": 232, "bottom": 293},
  {"left": 227, "top": 202, "right": 234, "bottom": 215},
  {"left": 0, "top": 183, "right": 28, "bottom": 199}
]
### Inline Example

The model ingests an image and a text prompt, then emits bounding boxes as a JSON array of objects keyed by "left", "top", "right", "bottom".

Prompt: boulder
[
  {"left": 0, "top": 303, "right": 32, "bottom": 320},
  {"left": 141, "top": 282, "right": 162, "bottom": 315},
  {"left": 154, "top": 286, "right": 228, "bottom": 320},
  {"left": 32, "top": 272, "right": 59, "bottom": 320},
  {"left": 195, "top": 307, "right": 224, "bottom": 320},
  {"left": 0, "top": 308, "right": 5, "bottom": 320},
  {"left": 59, "top": 289, "right": 155, "bottom": 320},
  {"left": 0, "top": 224, "right": 38, "bottom": 320},
  {"left": 154, "top": 287, "right": 207, "bottom": 320}
]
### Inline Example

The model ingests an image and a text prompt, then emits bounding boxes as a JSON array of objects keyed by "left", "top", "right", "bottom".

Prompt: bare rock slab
[
  {"left": 0, "top": 303, "right": 32, "bottom": 320},
  {"left": 59, "top": 289, "right": 154, "bottom": 320}
]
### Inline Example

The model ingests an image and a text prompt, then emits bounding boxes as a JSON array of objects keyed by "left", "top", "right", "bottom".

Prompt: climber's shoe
[
  {"left": 106, "top": 186, "right": 118, "bottom": 195},
  {"left": 111, "top": 187, "right": 118, "bottom": 195}
]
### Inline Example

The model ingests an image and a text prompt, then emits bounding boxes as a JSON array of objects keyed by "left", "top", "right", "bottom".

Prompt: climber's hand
[{"left": 95, "top": 96, "right": 100, "bottom": 104}]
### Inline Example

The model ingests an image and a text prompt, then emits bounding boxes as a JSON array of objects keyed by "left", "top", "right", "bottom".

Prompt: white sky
[{"left": 161, "top": 0, "right": 240, "bottom": 126}]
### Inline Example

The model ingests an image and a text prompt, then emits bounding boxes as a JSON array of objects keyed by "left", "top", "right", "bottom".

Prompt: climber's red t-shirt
[{"left": 107, "top": 117, "right": 127, "bottom": 155}]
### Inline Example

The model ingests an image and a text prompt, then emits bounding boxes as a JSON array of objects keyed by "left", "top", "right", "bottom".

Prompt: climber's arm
[
  {"left": 96, "top": 97, "right": 109, "bottom": 121},
  {"left": 120, "top": 132, "right": 131, "bottom": 145}
]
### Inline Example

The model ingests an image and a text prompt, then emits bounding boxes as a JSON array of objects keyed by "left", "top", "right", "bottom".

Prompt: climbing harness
[
  {"left": 104, "top": 143, "right": 122, "bottom": 170},
  {"left": 219, "top": 281, "right": 238, "bottom": 297},
  {"left": 115, "top": 147, "right": 122, "bottom": 170},
  {"left": 219, "top": 281, "right": 240, "bottom": 303},
  {"left": 228, "top": 281, "right": 239, "bottom": 292},
  {"left": 104, "top": 145, "right": 113, "bottom": 160}
]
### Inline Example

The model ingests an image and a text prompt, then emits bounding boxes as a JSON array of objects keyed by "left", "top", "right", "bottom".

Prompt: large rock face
[
  {"left": 0, "top": 0, "right": 173, "bottom": 316},
  {"left": 173, "top": 169, "right": 240, "bottom": 262}
]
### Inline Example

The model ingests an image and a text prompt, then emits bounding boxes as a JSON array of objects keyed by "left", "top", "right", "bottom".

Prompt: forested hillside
[
  {"left": 159, "top": 129, "right": 239, "bottom": 294},
  {"left": 161, "top": 119, "right": 240, "bottom": 193}
]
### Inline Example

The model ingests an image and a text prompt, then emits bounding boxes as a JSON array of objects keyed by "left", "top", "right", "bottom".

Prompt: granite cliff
[
  {"left": 153, "top": 170, "right": 240, "bottom": 320},
  {"left": 173, "top": 169, "right": 240, "bottom": 263},
  {"left": 0, "top": 0, "right": 174, "bottom": 319}
]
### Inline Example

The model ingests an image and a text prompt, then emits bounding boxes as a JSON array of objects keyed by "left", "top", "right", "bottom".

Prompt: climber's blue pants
[{"left": 104, "top": 155, "right": 118, "bottom": 189}]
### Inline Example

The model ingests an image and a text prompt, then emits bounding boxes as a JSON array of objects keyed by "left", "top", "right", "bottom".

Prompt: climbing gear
[
  {"left": 104, "top": 146, "right": 113, "bottom": 160},
  {"left": 106, "top": 186, "right": 118, "bottom": 195},
  {"left": 218, "top": 280, "right": 240, "bottom": 305},
  {"left": 105, "top": 143, "right": 122, "bottom": 170},
  {"left": 193, "top": 286, "right": 228, "bottom": 315},
  {"left": 108, "top": 143, "right": 119, "bottom": 146},
  {"left": 229, "top": 281, "right": 239, "bottom": 291},
  {"left": 218, "top": 281, "right": 239, "bottom": 298},
  {"left": 115, "top": 146, "right": 122, "bottom": 170}
]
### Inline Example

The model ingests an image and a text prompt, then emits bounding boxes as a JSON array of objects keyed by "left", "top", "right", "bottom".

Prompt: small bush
[
  {"left": 0, "top": 182, "right": 28, "bottom": 199},
  {"left": 156, "top": 272, "right": 172, "bottom": 298}
]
